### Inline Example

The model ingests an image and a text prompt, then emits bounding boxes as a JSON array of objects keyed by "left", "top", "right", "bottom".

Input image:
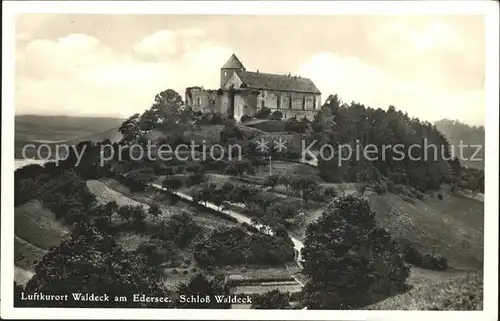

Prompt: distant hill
[
  {"left": 15, "top": 115, "right": 125, "bottom": 142},
  {"left": 14, "top": 115, "right": 125, "bottom": 159},
  {"left": 435, "top": 119, "right": 485, "bottom": 170}
]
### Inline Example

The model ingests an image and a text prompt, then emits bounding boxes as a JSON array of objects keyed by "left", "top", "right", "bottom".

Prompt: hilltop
[{"left": 13, "top": 89, "right": 484, "bottom": 310}]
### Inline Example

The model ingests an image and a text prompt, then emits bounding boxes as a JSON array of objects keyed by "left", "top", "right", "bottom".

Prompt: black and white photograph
[{"left": 1, "top": 1, "right": 498, "bottom": 320}]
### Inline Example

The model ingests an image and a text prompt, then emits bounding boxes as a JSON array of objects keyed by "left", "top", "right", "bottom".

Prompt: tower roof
[{"left": 221, "top": 54, "right": 245, "bottom": 70}]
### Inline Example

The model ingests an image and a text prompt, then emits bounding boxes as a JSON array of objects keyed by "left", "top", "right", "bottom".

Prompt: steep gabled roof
[
  {"left": 221, "top": 54, "right": 246, "bottom": 70},
  {"left": 237, "top": 71, "right": 321, "bottom": 94}
]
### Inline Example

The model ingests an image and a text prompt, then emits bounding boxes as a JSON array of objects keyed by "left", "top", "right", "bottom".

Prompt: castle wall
[
  {"left": 234, "top": 92, "right": 258, "bottom": 121},
  {"left": 216, "top": 91, "right": 231, "bottom": 115},
  {"left": 281, "top": 109, "right": 316, "bottom": 121},
  {"left": 186, "top": 88, "right": 228, "bottom": 114},
  {"left": 256, "top": 90, "right": 320, "bottom": 111}
]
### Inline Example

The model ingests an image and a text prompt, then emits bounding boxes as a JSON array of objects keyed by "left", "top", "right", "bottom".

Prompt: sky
[{"left": 15, "top": 14, "right": 486, "bottom": 125}]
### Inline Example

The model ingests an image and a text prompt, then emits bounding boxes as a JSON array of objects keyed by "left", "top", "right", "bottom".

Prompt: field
[
  {"left": 90, "top": 178, "right": 239, "bottom": 231},
  {"left": 15, "top": 200, "right": 69, "bottom": 249},
  {"left": 14, "top": 236, "right": 46, "bottom": 270},
  {"left": 14, "top": 200, "right": 69, "bottom": 283}
]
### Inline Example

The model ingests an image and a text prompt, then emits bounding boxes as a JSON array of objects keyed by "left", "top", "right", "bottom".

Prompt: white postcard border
[{"left": 2, "top": 1, "right": 498, "bottom": 320}]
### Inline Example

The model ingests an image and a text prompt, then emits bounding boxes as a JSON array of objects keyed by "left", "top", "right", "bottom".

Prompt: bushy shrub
[
  {"left": 373, "top": 181, "right": 388, "bottom": 194},
  {"left": 240, "top": 114, "right": 253, "bottom": 122},
  {"left": 401, "top": 242, "right": 448, "bottom": 270},
  {"left": 194, "top": 226, "right": 294, "bottom": 267},
  {"left": 270, "top": 110, "right": 283, "bottom": 120}
]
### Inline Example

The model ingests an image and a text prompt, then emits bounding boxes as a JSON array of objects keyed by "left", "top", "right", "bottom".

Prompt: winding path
[{"left": 149, "top": 183, "right": 304, "bottom": 268}]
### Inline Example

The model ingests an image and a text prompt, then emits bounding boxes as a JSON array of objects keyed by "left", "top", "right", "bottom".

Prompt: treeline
[
  {"left": 435, "top": 119, "right": 484, "bottom": 169},
  {"left": 301, "top": 195, "right": 411, "bottom": 309},
  {"left": 311, "top": 95, "right": 454, "bottom": 192},
  {"left": 14, "top": 221, "right": 232, "bottom": 309},
  {"left": 194, "top": 226, "right": 295, "bottom": 268}
]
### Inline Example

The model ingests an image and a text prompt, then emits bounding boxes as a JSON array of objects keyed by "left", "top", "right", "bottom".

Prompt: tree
[
  {"left": 264, "top": 175, "right": 279, "bottom": 190},
  {"left": 24, "top": 223, "right": 170, "bottom": 308},
  {"left": 118, "top": 113, "right": 141, "bottom": 144},
  {"left": 225, "top": 160, "right": 255, "bottom": 179},
  {"left": 92, "top": 202, "right": 117, "bottom": 232},
  {"left": 290, "top": 176, "right": 319, "bottom": 204},
  {"left": 176, "top": 273, "right": 231, "bottom": 309},
  {"left": 285, "top": 116, "right": 311, "bottom": 133},
  {"left": 251, "top": 289, "right": 290, "bottom": 309},
  {"left": 250, "top": 157, "right": 267, "bottom": 171},
  {"left": 158, "top": 213, "right": 202, "bottom": 248},
  {"left": 193, "top": 184, "right": 214, "bottom": 206},
  {"left": 162, "top": 177, "right": 183, "bottom": 193},
  {"left": 220, "top": 123, "right": 244, "bottom": 142},
  {"left": 194, "top": 226, "right": 294, "bottom": 267},
  {"left": 240, "top": 114, "right": 253, "bottom": 122},
  {"left": 265, "top": 200, "right": 297, "bottom": 222},
  {"left": 270, "top": 110, "right": 283, "bottom": 120},
  {"left": 148, "top": 203, "right": 162, "bottom": 217},
  {"left": 117, "top": 205, "right": 146, "bottom": 228},
  {"left": 323, "top": 186, "right": 338, "bottom": 200},
  {"left": 255, "top": 106, "right": 271, "bottom": 119},
  {"left": 301, "top": 195, "right": 409, "bottom": 309},
  {"left": 146, "top": 89, "right": 192, "bottom": 137}
]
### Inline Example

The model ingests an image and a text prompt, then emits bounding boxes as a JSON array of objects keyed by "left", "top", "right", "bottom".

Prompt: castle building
[{"left": 185, "top": 54, "right": 321, "bottom": 121}]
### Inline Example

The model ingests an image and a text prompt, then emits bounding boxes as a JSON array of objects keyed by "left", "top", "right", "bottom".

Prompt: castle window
[
  {"left": 224, "top": 71, "right": 227, "bottom": 76},
  {"left": 197, "top": 97, "right": 201, "bottom": 105}
]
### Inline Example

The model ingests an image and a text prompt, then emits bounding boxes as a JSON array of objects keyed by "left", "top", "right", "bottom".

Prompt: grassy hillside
[
  {"left": 15, "top": 200, "right": 69, "bottom": 250},
  {"left": 369, "top": 191, "right": 483, "bottom": 269},
  {"left": 14, "top": 236, "right": 46, "bottom": 270},
  {"left": 14, "top": 200, "right": 69, "bottom": 276},
  {"left": 367, "top": 270, "right": 483, "bottom": 310}
]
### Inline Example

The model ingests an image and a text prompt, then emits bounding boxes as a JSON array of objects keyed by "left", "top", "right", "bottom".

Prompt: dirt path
[{"left": 149, "top": 182, "right": 305, "bottom": 267}]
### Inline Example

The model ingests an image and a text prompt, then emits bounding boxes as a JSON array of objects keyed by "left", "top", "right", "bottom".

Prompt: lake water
[{"left": 14, "top": 159, "right": 49, "bottom": 170}]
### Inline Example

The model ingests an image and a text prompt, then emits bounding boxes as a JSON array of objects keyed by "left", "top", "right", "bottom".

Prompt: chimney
[{"left": 257, "top": 69, "right": 259, "bottom": 74}]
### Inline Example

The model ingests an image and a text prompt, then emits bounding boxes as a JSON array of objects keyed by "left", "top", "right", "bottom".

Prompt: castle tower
[{"left": 220, "top": 53, "right": 245, "bottom": 88}]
